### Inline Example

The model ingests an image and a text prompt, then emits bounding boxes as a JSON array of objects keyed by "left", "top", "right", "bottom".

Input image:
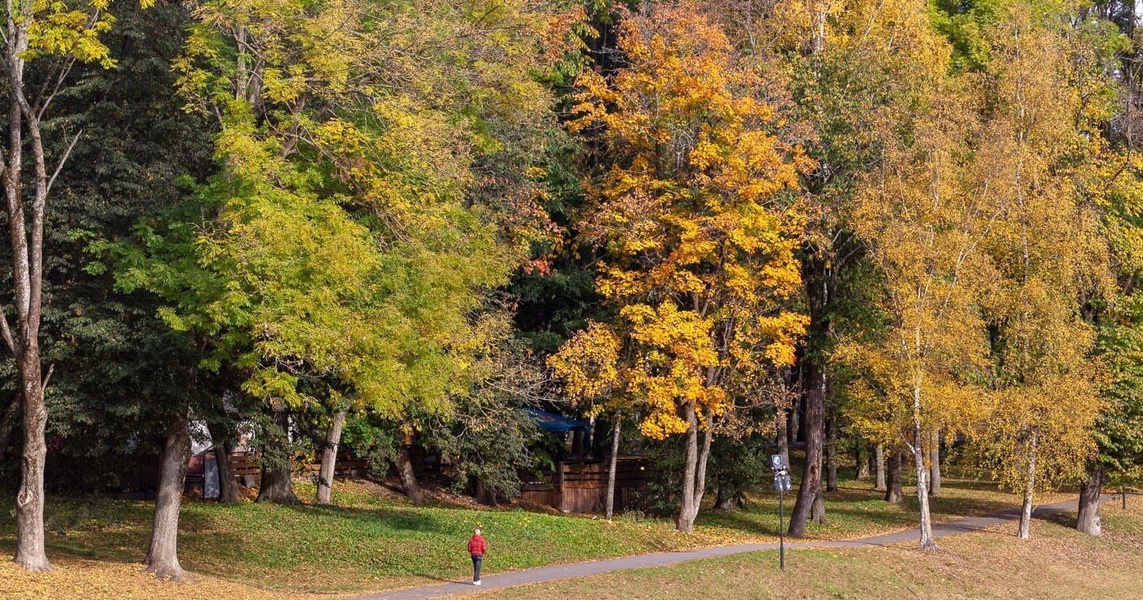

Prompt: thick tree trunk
[
  {"left": 316, "top": 408, "right": 348, "bottom": 505},
  {"left": 929, "top": 428, "right": 942, "bottom": 497},
  {"left": 213, "top": 440, "right": 240, "bottom": 503},
  {"left": 1077, "top": 461, "right": 1104, "bottom": 536},
  {"left": 789, "top": 360, "right": 824, "bottom": 537},
  {"left": 256, "top": 409, "right": 299, "bottom": 505},
  {"left": 676, "top": 404, "right": 711, "bottom": 533},
  {"left": 825, "top": 414, "right": 837, "bottom": 492},
  {"left": 396, "top": 444, "right": 424, "bottom": 504},
  {"left": 144, "top": 414, "right": 191, "bottom": 580},
  {"left": 1018, "top": 428, "right": 1038, "bottom": 540},
  {"left": 856, "top": 441, "right": 870, "bottom": 481},
  {"left": 874, "top": 444, "right": 886, "bottom": 491},
  {"left": 885, "top": 449, "right": 903, "bottom": 503},
  {"left": 605, "top": 415, "right": 621, "bottom": 519},
  {"left": 14, "top": 358, "right": 50, "bottom": 571}
]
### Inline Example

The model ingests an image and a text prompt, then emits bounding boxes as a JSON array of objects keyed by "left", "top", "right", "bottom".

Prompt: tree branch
[
  {"left": 0, "top": 310, "right": 15, "bottom": 354},
  {"left": 45, "top": 129, "right": 82, "bottom": 198}
]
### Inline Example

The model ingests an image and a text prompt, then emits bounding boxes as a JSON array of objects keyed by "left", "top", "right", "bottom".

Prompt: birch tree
[
  {"left": 977, "top": 4, "right": 1113, "bottom": 540},
  {"left": 850, "top": 81, "right": 998, "bottom": 550}
]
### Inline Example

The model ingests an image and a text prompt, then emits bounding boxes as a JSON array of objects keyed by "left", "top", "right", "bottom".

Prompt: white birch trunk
[{"left": 1018, "top": 428, "right": 1038, "bottom": 540}]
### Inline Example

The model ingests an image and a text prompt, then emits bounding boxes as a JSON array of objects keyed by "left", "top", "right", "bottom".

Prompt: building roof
[{"left": 522, "top": 408, "right": 590, "bottom": 433}]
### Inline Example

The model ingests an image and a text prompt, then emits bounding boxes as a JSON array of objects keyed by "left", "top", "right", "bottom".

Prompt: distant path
[{"left": 346, "top": 496, "right": 1111, "bottom": 600}]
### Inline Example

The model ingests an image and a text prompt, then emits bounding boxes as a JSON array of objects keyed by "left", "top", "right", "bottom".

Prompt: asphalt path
[{"left": 346, "top": 495, "right": 1112, "bottom": 600}]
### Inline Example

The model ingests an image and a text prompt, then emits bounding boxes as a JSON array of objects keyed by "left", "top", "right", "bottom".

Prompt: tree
[
  {"left": 973, "top": 4, "right": 1111, "bottom": 541},
  {"left": 0, "top": 0, "right": 156, "bottom": 571},
  {"left": 1071, "top": 0, "right": 1143, "bottom": 537},
  {"left": 157, "top": 0, "right": 561, "bottom": 505},
  {"left": 564, "top": 2, "right": 809, "bottom": 533},
  {"left": 848, "top": 77, "right": 997, "bottom": 550},
  {"left": 548, "top": 322, "right": 630, "bottom": 519},
  {"left": 714, "top": 0, "right": 962, "bottom": 536}
]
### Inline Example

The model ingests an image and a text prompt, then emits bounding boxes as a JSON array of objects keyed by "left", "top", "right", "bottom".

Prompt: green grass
[
  {"left": 0, "top": 475, "right": 1084, "bottom": 594},
  {"left": 470, "top": 495, "right": 1143, "bottom": 600}
]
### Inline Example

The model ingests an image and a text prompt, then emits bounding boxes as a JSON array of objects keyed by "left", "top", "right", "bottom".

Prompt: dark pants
[{"left": 471, "top": 554, "right": 483, "bottom": 581}]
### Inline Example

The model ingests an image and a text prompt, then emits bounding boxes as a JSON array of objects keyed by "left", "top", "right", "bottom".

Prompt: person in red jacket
[{"left": 467, "top": 527, "right": 486, "bottom": 585}]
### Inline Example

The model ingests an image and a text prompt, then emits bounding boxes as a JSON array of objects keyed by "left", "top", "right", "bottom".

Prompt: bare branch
[
  {"left": 0, "top": 310, "right": 16, "bottom": 355},
  {"left": 45, "top": 129, "right": 82, "bottom": 198},
  {"left": 40, "top": 363, "right": 53, "bottom": 391}
]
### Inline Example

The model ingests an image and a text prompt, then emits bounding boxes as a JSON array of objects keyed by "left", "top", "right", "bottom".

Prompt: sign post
[{"left": 770, "top": 454, "right": 792, "bottom": 571}]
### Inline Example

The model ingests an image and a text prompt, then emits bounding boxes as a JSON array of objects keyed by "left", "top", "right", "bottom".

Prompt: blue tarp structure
[{"left": 522, "top": 408, "right": 590, "bottom": 433}]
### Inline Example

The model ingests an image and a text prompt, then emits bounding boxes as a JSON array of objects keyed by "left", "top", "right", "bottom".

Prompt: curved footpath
[{"left": 348, "top": 496, "right": 1116, "bottom": 600}]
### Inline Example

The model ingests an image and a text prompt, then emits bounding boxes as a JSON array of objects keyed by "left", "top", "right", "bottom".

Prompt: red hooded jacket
[{"left": 468, "top": 533, "right": 486, "bottom": 556}]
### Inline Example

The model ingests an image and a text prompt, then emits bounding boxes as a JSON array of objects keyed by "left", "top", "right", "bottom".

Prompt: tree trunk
[
  {"left": 929, "top": 428, "right": 942, "bottom": 497},
  {"left": 3, "top": 0, "right": 75, "bottom": 572},
  {"left": 811, "top": 486, "right": 825, "bottom": 523},
  {"left": 676, "top": 403, "right": 711, "bottom": 533},
  {"left": 787, "top": 394, "right": 800, "bottom": 445},
  {"left": 605, "top": 414, "right": 621, "bottom": 519},
  {"left": 256, "top": 409, "right": 299, "bottom": 505},
  {"left": 874, "top": 444, "right": 886, "bottom": 491},
  {"left": 856, "top": 441, "right": 870, "bottom": 481},
  {"left": 1077, "top": 461, "right": 1104, "bottom": 536},
  {"left": 1018, "top": 428, "right": 1038, "bottom": 540},
  {"left": 475, "top": 481, "right": 497, "bottom": 506},
  {"left": 789, "top": 360, "right": 824, "bottom": 537},
  {"left": 714, "top": 488, "right": 735, "bottom": 511},
  {"left": 776, "top": 408, "right": 790, "bottom": 470},
  {"left": 886, "top": 449, "right": 903, "bottom": 503},
  {"left": 14, "top": 358, "right": 50, "bottom": 571},
  {"left": 213, "top": 440, "right": 240, "bottom": 503},
  {"left": 315, "top": 408, "right": 348, "bottom": 505},
  {"left": 204, "top": 421, "right": 240, "bottom": 503},
  {"left": 395, "top": 444, "right": 424, "bottom": 505},
  {"left": 911, "top": 417, "right": 937, "bottom": 550},
  {"left": 144, "top": 414, "right": 191, "bottom": 581},
  {"left": 825, "top": 413, "right": 837, "bottom": 492}
]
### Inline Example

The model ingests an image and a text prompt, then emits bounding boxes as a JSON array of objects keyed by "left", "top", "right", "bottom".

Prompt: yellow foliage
[{"left": 553, "top": 4, "right": 809, "bottom": 446}]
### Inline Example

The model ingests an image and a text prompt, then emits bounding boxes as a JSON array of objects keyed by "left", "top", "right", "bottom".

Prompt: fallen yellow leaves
[{"left": 0, "top": 557, "right": 341, "bottom": 600}]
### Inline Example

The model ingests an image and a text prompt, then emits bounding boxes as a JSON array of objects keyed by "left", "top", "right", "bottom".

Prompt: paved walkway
[{"left": 347, "top": 497, "right": 1102, "bottom": 600}]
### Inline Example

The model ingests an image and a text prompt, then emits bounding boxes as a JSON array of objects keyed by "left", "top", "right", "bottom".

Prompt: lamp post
[{"left": 770, "top": 454, "right": 792, "bottom": 571}]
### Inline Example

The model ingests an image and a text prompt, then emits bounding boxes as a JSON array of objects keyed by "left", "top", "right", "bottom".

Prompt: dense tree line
[{"left": 0, "top": 0, "right": 1140, "bottom": 578}]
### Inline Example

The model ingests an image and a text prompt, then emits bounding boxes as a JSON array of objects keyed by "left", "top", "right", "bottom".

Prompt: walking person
[{"left": 468, "top": 527, "right": 486, "bottom": 585}]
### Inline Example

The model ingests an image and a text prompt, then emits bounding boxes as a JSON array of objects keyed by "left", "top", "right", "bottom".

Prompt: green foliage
[
  {"left": 1095, "top": 294, "right": 1143, "bottom": 484},
  {"left": 29, "top": 2, "right": 219, "bottom": 476},
  {"left": 707, "top": 436, "right": 770, "bottom": 509},
  {"left": 340, "top": 413, "right": 402, "bottom": 478},
  {"left": 928, "top": 0, "right": 1005, "bottom": 71}
]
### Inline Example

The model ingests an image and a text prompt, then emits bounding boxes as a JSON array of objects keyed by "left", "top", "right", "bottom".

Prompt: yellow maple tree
[{"left": 551, "top": 2, "right": 809, "bottom": 533}]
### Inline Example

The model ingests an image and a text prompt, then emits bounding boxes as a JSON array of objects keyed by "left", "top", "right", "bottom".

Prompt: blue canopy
[{"left": 523, "top": 408, "right": 590, "bottom": 433}]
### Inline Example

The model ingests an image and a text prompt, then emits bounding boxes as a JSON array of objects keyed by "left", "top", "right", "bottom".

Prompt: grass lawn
[
  {"left": 0, "top": 476, "right": 1124, "bottom": 599},
  {"left": 469, "top": 494, "right": 1143, "bottom": 600}
]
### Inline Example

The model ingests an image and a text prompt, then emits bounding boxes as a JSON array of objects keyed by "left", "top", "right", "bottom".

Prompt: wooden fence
[
  {"left": 186, "top": 450, "right": 369, "bottom": 493},
  {"left": 520, "top": 456, "right": 650, "bottom": 514}
]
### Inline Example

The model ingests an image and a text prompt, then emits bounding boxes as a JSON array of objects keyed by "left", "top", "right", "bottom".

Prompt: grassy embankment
[{"left": 0, "top": 476, "right": 1120, "bottom": 599}]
